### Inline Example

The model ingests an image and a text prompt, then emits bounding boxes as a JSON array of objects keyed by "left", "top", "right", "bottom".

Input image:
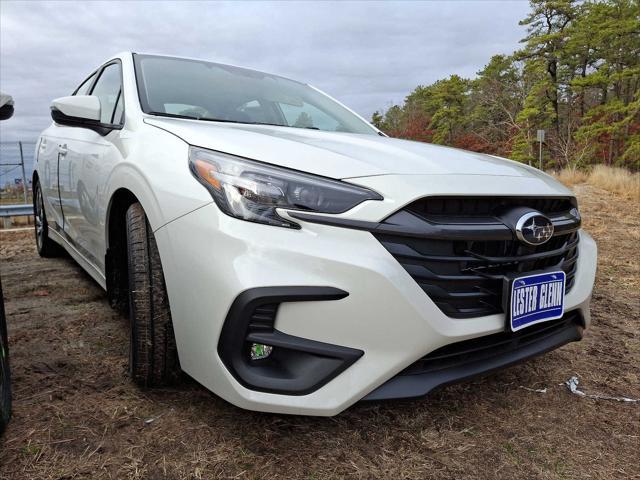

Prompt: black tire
[
  {"left": 125, "top": 203, "right": 180, "bottom": 387},
  {"left": 0, "top": 277, "right": 11, "bottom": 435},
  {"left": 33, "top": 181, "right": 61, "bottom": 257}
]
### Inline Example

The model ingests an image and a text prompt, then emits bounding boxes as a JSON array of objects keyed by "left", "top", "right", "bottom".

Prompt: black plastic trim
[
  {"left": 289, "top": 212, "right": 379, "bottom": 231},
  {"left": 51, "top": 108, "right": 123, "bottom": 136},
  {"left": 71, "top": 70, "right": 99, "bottom": 96},
  {"left": 289, "top": 209, "right": 580, "bottom": 240},
  {"left": 218, "top": 286, "right": 363, "bottom": 395},
  {"left": 363, "top": 311, "right": 583, "bottom": 401}
]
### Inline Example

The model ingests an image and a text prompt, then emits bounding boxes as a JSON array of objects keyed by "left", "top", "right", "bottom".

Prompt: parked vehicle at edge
[
  {"left": 0, "top": 92, "right": 15, "bottom": 434},
  {"left": 0, "top": 277, "right": 9, "bottom": 435},
  {"left": 33, "top": 53, "right": 597, "bottom": 416}
]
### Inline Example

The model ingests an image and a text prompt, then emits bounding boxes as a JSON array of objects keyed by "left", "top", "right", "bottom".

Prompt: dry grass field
[
  {"left": 0, "top": 179, "right": 638, "bottom": 479},
  {"left": 554, "top": 165, "right": 640, "bottom": 201}
]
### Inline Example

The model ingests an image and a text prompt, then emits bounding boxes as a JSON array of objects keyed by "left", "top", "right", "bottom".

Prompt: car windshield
[{"left": 133, "top": 54, "right": 377, "bottom": 135}]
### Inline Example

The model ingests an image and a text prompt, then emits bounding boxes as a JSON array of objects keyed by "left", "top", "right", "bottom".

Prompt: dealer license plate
[{"left": 509, "top": 271, "right": 566, "bottom": 332}]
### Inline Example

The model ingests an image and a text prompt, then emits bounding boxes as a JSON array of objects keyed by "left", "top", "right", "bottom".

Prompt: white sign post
[{"left": 537, "top": 129, "right": 545, "bottom": 170}]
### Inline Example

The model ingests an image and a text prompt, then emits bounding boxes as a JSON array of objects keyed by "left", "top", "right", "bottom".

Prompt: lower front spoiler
[{"left": 364, "top": 311, "right": 584, "bottom": 401}]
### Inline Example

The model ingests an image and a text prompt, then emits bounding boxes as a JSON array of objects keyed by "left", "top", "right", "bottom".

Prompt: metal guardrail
[{"left": 0, "top": 204, "right": 33, "bottom": 217}]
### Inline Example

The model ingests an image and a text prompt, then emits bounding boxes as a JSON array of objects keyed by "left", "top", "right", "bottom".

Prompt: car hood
[{"left": 145, "top": 117, "right": 551, "bottom": 181}]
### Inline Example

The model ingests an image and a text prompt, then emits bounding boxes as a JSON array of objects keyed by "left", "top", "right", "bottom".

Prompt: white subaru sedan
[{"left": 33, "top": 53, "right": 597, "bottom": 416}]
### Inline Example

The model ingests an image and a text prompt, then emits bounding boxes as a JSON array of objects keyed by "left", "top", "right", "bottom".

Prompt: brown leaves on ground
[{"left": 0, "top": 183, "right": 638, "bottom": 479}]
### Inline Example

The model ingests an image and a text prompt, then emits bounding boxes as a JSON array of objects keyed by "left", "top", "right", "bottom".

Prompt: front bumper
[
  {"left": 364, "top": 310, "right": 584, "bottom": 400},
  {"left": 154, "top": 175, "right": 598, "bottom": 416}
]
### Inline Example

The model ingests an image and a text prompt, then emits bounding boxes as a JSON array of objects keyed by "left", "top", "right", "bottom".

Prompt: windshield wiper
[
  {"left": 202, "top": 119, "right": 320, "bottom": 130},
  {"left": 147, "top": 111, "right": 202, "bottom": 120},
  {"left": 148, "top": 112, "right": 320, "bottom": 130},
  {"left": 199, "top": 118, "right": 274, "bottom": 125},
  {"left": 149, "top": 113, "right": 276, "bottom": 125},
  {"left": 198, "top": 118, "right": 292, "bottom": 128},
  {"left": 198, "top": 118, "right": 320, "bottom": 130}
]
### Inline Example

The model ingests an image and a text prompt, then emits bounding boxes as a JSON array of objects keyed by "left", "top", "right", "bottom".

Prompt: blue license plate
[{"left": 509, "top": 271, "right": 566, "bottom": 332}]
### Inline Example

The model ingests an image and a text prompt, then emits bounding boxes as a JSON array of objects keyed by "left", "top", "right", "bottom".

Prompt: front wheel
[
  {"left": 33, "top": 181, "right": 61, "bottom": 257},
  {"left": 125, "top": 203, "right": 180, "bottom": 387}
]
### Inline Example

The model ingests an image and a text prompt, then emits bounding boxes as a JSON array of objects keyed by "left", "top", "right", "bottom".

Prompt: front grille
[
  {"left": 401, "top": 311, "right": 582, "bottom": 376},
  {"left": 406, "top": 196, "right": 576, "bottom": 221},
  {"left": 374, "top": 196, "right": 580, "bottom": 318}
]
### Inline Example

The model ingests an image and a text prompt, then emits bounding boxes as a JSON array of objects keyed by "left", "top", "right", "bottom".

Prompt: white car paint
[
  {"left": 144, "top": 116, "right": 558, "bottom": 180},
  {"left": 34, "top": 52, "right": 597, "bottom": 415},
  {"left": 51, "top": 96, "right": 101, "bottom": 121}
]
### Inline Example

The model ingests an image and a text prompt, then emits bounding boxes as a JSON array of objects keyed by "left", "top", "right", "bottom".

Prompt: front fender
[{"left": 103, "top": 128, "right": 211, "bottom": 239}]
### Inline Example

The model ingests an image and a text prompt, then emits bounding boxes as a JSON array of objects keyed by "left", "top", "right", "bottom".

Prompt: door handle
[{"left": 59, "top": 144, "right": 68, "bottom": 156}]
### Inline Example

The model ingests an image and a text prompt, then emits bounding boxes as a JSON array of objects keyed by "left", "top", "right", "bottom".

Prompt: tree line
[{"left": 372, "top": 0, "right": 639, "bottom": 170}]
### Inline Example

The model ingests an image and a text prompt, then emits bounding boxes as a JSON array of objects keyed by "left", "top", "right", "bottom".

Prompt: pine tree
[{"left": 371, "top": 0, "right": 640, "bottom": 170}]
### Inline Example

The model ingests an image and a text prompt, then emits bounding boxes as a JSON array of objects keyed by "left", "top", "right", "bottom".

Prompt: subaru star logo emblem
[{"left": 515, "top": 212, "right": 554, "bottom": 245}]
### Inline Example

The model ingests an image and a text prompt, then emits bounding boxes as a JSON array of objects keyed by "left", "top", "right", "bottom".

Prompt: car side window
[
  {"left": 90, "top": 63, "right": 123, "bottom": 125},
  {"left": 73, "top": 72, "right": 97, "bottom": 96}
]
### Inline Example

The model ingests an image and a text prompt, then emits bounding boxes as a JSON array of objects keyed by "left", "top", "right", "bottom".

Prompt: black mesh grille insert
[
  {"left": 407, "top": 196, "right": 576, "bottom": 221},
  {"left": 401, "top": 311, "right": 582, "bottom": 376},
  {"left": 374, "top": 196, "right": 580, "bottom": 318}
]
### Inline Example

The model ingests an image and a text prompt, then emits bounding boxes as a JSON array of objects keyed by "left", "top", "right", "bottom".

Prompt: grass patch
[
  {"left": 555, "top": 167, "right": 589, "bottom": 186},
  {"left": 554, "top": 165, "right": 640, "bottom": 201},
  {"left": 588, "top": 165, "right": 640, "bottom": 201}
]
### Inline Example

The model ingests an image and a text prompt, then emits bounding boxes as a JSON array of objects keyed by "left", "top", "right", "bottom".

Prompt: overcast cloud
[{"left": 0, "top": 0, "right": 530, "bottom": 145}]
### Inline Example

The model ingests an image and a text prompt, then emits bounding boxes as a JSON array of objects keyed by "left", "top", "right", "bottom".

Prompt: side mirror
[
  {"left": 52, "top": 95, "right": 100, "bottom": 121},
  {"left": 50, "top": 96, "right": 117, "bottom": 135},
  {"left": 0, "top": 93, "right": 14, "bottom": 121}
]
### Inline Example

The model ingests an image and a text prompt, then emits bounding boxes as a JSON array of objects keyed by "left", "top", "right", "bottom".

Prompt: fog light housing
[
  {"left": 250, "top": 343, "right": 273, "bottom": 361},
  {"left": 219, "top": 287, "right": 363, "bottom": 395}
]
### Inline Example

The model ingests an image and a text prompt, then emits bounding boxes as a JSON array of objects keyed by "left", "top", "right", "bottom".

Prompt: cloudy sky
[{"left": 0, "top": 0, "right": 530, "bottom": 146}]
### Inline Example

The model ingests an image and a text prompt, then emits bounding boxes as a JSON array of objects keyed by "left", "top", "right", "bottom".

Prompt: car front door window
[{"left": 90, "top": 63, "right": 122, "bottom": 124}]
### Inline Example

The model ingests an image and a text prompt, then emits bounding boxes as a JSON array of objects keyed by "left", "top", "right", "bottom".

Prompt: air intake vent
[
  {"left": 402, "top": 311, "right": 582, "bottom": 376},
  {"left": 247, "top": 303, "right": 278, "bottom": 334}
]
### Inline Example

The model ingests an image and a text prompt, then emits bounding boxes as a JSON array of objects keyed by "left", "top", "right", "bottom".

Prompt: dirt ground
[{"left": 0, "top": 183, "right": 638, "bottom": 479}]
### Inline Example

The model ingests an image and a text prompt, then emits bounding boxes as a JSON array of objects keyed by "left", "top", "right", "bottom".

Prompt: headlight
[{"left": 189, "top": 146, "right": 382, "bottom": 228}]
